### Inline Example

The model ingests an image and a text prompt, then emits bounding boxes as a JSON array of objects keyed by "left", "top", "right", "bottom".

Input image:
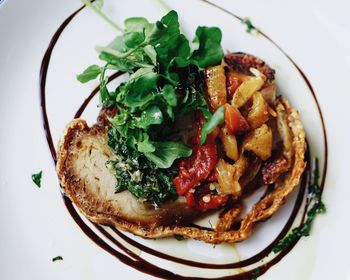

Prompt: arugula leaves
[
  {"left": 78, "top": 9, "right": 223, "bottom": 168},
  {"left": 77, "top": 8, "right": 224, "bottom": 203}
]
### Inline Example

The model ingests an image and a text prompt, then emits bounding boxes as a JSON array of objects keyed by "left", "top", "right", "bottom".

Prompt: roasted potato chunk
[
  {"left": 216, "top": 160, "right": 240, "bottom": 196},
  {"left": 205, "top": 65, "right": 227, "bottom": 110},
  {"left": 216, "top": 159, "right": 238, "bottom": 195},
  {"left": 216, "top": 156, "right": 248, "bottom": 197},
  {"left": 221, "top": 127, "right": 239, "bottom": 161},
  {"left": 243, "top": 124, "right": 272, "bottom": 160},
  {"left": 231, "top": 68, "right": 265, "bottom": 108},
  {"left": 247, "top": 92, "right": 269, "bottom": 129}
]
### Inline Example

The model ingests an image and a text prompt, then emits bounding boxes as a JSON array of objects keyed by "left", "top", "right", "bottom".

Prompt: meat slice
[
  {"left": 57, "top": 52, "right": 306, "bottom": 244},
  {"left": 56, "top": 119, "right": 199, "bottom": 235},
  {"left": 56, "top": 93, "right": 305, "bottom": 244}
]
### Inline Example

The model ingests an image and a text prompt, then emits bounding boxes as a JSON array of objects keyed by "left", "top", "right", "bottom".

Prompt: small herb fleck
[
  {"left": 32, "top": 171, "right": 43, "bottom": 188},
  {"left": 52, "top": 256, "right": 63, "bottom": 262},
  {"left": 174, "top": 234, "right": 185, "bottom": 241},
  {"left": 252, "top": 267, "right": 260, "bottom": 280},
  {"left": 241, "top": 17, "right": 258, "bottom": 34},
  {"left": 272, "top": 157, "right": 326, "bottom": 253}
]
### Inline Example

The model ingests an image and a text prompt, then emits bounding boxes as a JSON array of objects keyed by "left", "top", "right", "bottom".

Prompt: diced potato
[
  {"left": 221, "top": 127, "right": 239, "bottom": 161},
  {"left": 216, "top": 159, "right": 241, "bottom": 196},
  {"left": 231, "top": 69, "right": 265, "bottom": 108},
  {"left": 233, "top": 155, "right": 248, "bottom": 179},
  {"left": 247, "top": 92, "right": 269, "bottom": 129},
  {"left": 216, "top": 156, "right": 248, "bottom": 196},
  {"left": 205, "top": 65, "right": 227, "bottom": 111},
  {"left": 243, "top": 124, "right": 272, "bottom": 160},
  {"left": 226, "top": 70, "right": 252, "bottom": 83}
]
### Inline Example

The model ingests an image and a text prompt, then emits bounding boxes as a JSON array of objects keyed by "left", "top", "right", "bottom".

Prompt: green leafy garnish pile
[
  {"left": 272, "top": 158, "right": 326, "bottom": 253},
  {"left": 77, "top": 1, "right": 224, "bottom": 204}
]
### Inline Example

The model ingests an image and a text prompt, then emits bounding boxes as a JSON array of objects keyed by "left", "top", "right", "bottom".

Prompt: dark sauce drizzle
[{"left": 39, "top": 2, "right": 327, "bottom": 279}]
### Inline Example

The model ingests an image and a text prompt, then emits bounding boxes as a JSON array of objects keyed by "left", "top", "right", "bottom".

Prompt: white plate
[{"left": 1, "top": 0, "right": 349, "bottom": 279}]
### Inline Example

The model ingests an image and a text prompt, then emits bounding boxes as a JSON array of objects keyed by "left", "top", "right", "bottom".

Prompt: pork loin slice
[{"left": 56, "top": 119, "right": 199, "bottom": 235}]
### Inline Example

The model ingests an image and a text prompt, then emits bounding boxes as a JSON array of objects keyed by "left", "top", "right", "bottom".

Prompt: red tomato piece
[
  {"left": 207, "top": 170, "right": 218, "bottom": 182},
  {"left": 185, "top": 189, "right": 228, "bottom": 211},
  {"left": 198, "top": 194, "right": 229, "bottom": 211},
  {"left": 224, "top": 104, "right": 249, "bottom": 135},
  {"left": 185, "top": 191, "right": 197, "bottom": 208},
  {"left": 173, "top": 142, "right": 218, "bottom": 195}
]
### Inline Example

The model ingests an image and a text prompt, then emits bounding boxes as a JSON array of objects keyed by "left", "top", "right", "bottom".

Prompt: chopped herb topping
[
  {"left": 32, "top": 171, "right": 42, "bottom": 188},
  {"left": 272, "top": 157, "right": 326, "bottom": 253},
  {"left": 52, "top": 256, "right": 63, "bottom": 262},
  {"left": 106, "top": 126, "right": 180, "bottom": 205},
  {"left": 241, "top": 17, "right": 258, "bottom": 34}
]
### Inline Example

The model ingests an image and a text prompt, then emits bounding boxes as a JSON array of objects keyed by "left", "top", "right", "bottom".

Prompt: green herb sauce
[{"left": 272, "top": 158, "right": 326, "bottom": 253}]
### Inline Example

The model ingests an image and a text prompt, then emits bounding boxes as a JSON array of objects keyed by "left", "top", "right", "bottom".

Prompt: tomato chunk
[
  {"left": 185, "top": 190, "right": 228, "bottom": 211},
  {"left": 227, "top": 75, "right": 242, "bottom": 101},
  {"left": 198, "top": 194, "right": 229, "bottom": 211},
  {"left": 173, "top": 113, "right": 219, "bottom": 196},
  {"left": 173, "top": 142, "right": 218, "bottom": 195},
  {"left": 224, "top": 104, "right": 249, "bottom": 134},
  {"left": 207, "top": 170, "right": 218, "bottom": 182}
]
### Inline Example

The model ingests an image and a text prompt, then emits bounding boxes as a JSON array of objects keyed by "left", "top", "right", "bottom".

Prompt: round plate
[{"left": 1, "top": 0, "right": 349, "bottom": 279}]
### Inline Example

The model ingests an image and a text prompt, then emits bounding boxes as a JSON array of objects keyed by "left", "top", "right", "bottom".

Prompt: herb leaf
[
  {"left": 52, "top": 256, "right": 63, "bottom": 262},
  {"left": 32, "top": 171, "right": 42, "bottom": 188},
  {"left": 135, "top": 105, "right": 164, "bottom": 129},
  {"left": 77, "top": 65, "right": 102, "bottom": 83},
  {"left": 191, "top": 26, "right": 224, "bottom": 68},
  {"left": 241, "top": 17, "right": 258, "bottom": 34},
  {"left": 200, "top": 106, "right": 224, "bottom": 145},
  {"left": 161, "top": 84, "right": 177, "bottom": 107},
  {"left": 145, "top": 141, "right": 192, "bottom": 169},
  {"left": 124, "top": 73, "right": 158, "bottom": 107}
]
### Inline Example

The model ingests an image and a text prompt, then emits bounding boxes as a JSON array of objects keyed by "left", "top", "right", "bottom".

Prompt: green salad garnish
[{"left": 77, "top": 1, "right": 223, "bottom": 204}]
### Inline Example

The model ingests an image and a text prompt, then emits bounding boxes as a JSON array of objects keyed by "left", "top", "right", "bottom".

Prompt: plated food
[{"left": 56, "top": 9, "right": 306, "bottom": 244}]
